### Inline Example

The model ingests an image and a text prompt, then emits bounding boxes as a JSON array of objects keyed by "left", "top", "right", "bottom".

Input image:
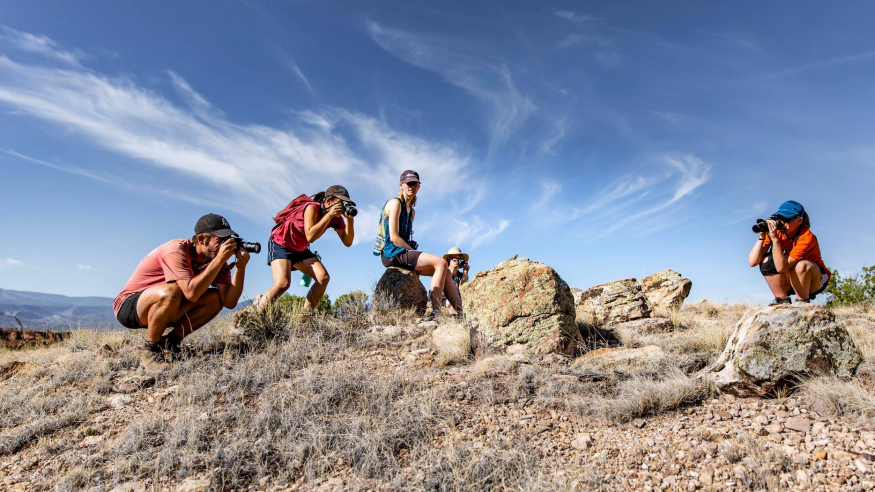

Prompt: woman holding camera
[
  {"left": 443, "top": 247, "right": 469, "bottom": 308},
  {"left": 258, "top": 185, "right": 355, "bottom": 312},
  {"left": 374, "top": 170, "right": 462, "bottom": 319},
  {"left": 748, "top": 200, "right": 830, "bottom": 305}
]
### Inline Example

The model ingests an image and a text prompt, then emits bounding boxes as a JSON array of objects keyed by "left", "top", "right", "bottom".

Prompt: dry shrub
[
  {"left": 590, "top": 369, "right": 712, "bottom": 422},
  {"left": 799, "top": 372, "right": 875, "bottom": 422},
  {"left": 432, "top": 324, "right": 470, "bottom": 366},
  {"left": 470, "top": 355, "right": 521, "bottom": 379}
]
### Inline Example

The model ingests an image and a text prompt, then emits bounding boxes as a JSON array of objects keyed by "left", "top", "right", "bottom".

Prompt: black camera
[
  {"left": 342, "top": 201, "right": 357, "bottom": 217},
  {"left": 408, "top": 240, "right": 419, "bottom": 250},
  {"left": 752, "top": 215, "right": 786, "bottom": 234},
  {"left": 222, "top": 236, "right": 261, "bottom": 254},
  {"left": 456, "top": 259, "right": 467, "bottom": 268}
]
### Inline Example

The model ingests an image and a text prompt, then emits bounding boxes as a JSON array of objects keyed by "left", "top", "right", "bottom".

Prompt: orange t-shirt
[
  {"left": 763, "top": 228, "right": 830, "bottom": 278},
  {"left": 113, "top": 239, "right": 232, "bottom": 315}
]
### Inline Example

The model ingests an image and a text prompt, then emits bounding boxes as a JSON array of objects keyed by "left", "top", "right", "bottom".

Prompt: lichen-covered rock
[
  {"left": 708, "top": 304, "right": 863, "bottom": 397},
  {"left": 640, "top": 269, "right": 692, "bottom": 311},
  {"left": 573, "top": 279, "right": 651, "bottom": 325},
  {"left": 374, "top": 267, "right": 428, "bottom": 314},
  {"left": 461, "top": 256, "right": 578, "bottom": 355}
]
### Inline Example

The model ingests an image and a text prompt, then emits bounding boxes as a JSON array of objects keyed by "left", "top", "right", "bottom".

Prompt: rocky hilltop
[{"left": 1, "top": 268, "right": 873, "bottom": 491}]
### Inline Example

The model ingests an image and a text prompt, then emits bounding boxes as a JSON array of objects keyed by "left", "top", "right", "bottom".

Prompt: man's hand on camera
[
  {"left": 766, "top": 219, "right": 781, "bottom": 239},
  {"left": 235, "top": 247, "right": 250, "bottom": 267},
  {"left": 217, "top": 239, "right": 238, "bottom": 263}
]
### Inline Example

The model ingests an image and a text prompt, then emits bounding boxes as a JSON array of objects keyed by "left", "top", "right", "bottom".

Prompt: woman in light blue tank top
[{"left": 373, "top": 170, "right": 462, "bottom": 319}]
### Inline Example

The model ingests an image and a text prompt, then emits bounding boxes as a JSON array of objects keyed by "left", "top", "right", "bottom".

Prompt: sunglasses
[{"left": 404, "top": 181, "right": 421, "bottom": 187}]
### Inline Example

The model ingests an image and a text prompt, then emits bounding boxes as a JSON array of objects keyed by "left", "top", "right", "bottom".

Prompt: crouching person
[
  {"left": 748, "top": 200, "right": 830, "bottom": 305},
  {"left": 443, "top": 247, "right": 469, "bottom": 308},
  {"left": 114, "top": 214, "right": 248, "bottom": 372}
]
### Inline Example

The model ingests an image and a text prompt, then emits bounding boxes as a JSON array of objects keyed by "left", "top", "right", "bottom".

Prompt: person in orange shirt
[{"left": 748, "top": 201, "right": 831, "bottom": 305}]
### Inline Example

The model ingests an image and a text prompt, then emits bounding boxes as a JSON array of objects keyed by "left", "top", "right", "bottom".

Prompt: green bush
[
  {"left": 275, "top": 294, "right": 332, "bottom": 314},
  {"left": 334, "top": 290, "right": 369, "bottom": 317},
  {"left": 826, "top": 266, "right": 875, "bottom": 309}
]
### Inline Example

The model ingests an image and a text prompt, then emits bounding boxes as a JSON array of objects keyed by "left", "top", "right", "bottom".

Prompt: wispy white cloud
[
  {"left": 281, "top": 53, "right": 316, "bottom": 97},
  {"left": 0, "top": 258, "right": 23, "bottom": 269},
  {"left": 366, "top": 21, "right": 536, "bottom": 154},
  {"left": 567, "top": 154, "right": 712, "bottom": 239},
  {"left": 0, "top": 28, "right": 504, "bottom": 247},
  {"left": 0, "top": 26, "right": 84, "bottom": 66},
  {"left": 762, "top": 50, "right": 875, "bottom": 80},
  {"left": 530, "top": 180, "right": 582, "bottom": 227},
  {"left": 77, "top": 264, "right": 92, "bottom": 270},
  {"left": 451, "top": 216, "right": 511, "bottom": 250}
]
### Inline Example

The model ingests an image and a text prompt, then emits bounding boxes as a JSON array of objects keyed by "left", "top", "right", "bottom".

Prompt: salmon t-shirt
[
  {"left": 763, "top": 228, "right": 830, "bottom": 279},
  {"left": 113, "top": 239, "right": 232, "bottom": 315}
]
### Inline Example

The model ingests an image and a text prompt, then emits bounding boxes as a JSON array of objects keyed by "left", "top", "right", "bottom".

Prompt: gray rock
[
  {"left": 573, "top": 278, "right": 651, "bottom": 325},
  {"left": 708, "top": 304, "right": 863, "bottom": 397},
  {"left": 612, "top": 317, "right": 673, "bottom": 333}
]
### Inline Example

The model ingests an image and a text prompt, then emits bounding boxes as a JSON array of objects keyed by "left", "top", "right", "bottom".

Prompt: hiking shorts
[
  {"left": 381, "top": 250, "right": 421, "bottom": 270},
  {"left": 116, "top": 290, "right": 146, "bottom": 329},
  {"left": 267, "top": 240, "right": 318, "bottom": 269}
]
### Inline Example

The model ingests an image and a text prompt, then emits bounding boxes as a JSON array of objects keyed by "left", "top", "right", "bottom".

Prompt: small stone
[
  {"left": 571, "top": 433, "right": 593, "bottom": 451},
  {"left": 109, "top": 394, "right": 132, "bottom": 408},
  {"left": 785, "top": 416, "right": 812, "bottom": 433},
  {"left": 855, "top": 459, "right": 870, "bottom": 474},
  {"left": 766, "top": 423, "right": 783, "bottom": 434},
  {"left": 796, "top": 470, "right": 811, "bottom": 487},
  {"left": 175, "top": 478, "right": 211, "bottom": 492},
  {"left": 754, "top": 415, "right": 770, "bottom": 425},
  {"left": 793, "top": 453, "right": 811, "bottom": 465},
  {"left": 776, "top": 410, "right": 790, "bottom": 419},
  {"left": 814, "top": 449, "right": 827, "bottom": 460}
]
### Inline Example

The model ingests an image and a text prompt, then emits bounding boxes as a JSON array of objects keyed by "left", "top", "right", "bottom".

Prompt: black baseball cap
[
  {"left": 194, "top": 213, "right": 237, "bottom": 238},
  {"left": 325, "top": 185, "right": 356, "bottom": 206},
  {"left": 400, "top": 170, "right": 420, "bottom": 184}
]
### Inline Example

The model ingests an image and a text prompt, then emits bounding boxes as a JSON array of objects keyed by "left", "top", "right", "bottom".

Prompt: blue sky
[{"left": 0, "top": 1, "right": 873, "bottom": 305}]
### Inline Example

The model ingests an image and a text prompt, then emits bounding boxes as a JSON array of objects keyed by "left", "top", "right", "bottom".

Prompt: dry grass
[
  {"left": 6, "top": 299, "right": 871, "bottom": 490},
  {"left": 432, "top": 323, "right": 470, "bottom": 366}
]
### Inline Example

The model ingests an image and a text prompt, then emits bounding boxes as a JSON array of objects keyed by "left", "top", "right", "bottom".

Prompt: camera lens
[
  {"left": 241, "top": 241, "right": 261, "bottom": 254},
  {"left": 343, "top": 202, "right": 358, "bottom": 217}
]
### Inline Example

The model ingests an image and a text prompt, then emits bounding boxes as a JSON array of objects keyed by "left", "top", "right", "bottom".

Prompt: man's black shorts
[
  {"left": 267, "top": 240, "right": 318, "bottom": 269},
  {"left": 116, "top": 290, "right": 146, "bottom": 329},
  {"left": 381, "top": 250, "right": 422, "bottom": 270}
]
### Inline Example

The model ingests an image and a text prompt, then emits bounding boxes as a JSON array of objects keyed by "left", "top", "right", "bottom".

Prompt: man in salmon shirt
[
  {"left": 748, "top": 200, "right": 830, "bottom": 305},
  {"left": 114, "top": 214, "right": 249, "bottom": 372}
]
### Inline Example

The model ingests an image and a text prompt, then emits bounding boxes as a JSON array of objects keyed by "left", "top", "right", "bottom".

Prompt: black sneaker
[
  {"left": 794, "top": 298, "right": 811, "bottom": 304},
  {"left": 769, "top": 297, "right": 791, "bottom": 306}
]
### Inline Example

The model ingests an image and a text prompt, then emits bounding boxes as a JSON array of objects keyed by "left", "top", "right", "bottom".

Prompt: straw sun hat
[{"left": 443, "top": 247, "right": 469, "bottom": 262}]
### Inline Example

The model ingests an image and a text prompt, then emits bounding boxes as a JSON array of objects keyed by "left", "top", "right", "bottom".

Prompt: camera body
[
  {"left": 342, "top": 201, "right": 358, "bottom": 217},
  {"left": 456, "top": 259, "right": 467, "bottom": 268},
  {"left": 221, "top": 236, "right": 261, "bottom": 254},
  {"left": 752, "top": 215, "right": 786, "bottom": 234},
  {"left": 408, "top": 240, "right": 419, "bottom": 250}
]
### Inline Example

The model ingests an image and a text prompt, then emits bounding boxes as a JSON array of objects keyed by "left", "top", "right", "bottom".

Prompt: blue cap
[{"left": 774, "top": 200, "right": 804, "bottom": 219}]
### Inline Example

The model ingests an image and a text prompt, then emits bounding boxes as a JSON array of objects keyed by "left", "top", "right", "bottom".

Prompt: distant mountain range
[{"left": 0, "top": 288, "right": 117, "bottom": 332}]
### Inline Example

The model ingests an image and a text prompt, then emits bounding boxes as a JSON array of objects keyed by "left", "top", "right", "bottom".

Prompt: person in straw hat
[{"left": 443, "top": 247, "right": 470, "bottom": 306}]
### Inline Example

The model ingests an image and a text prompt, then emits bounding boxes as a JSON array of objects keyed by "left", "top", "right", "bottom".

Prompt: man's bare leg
[
  {"left": 414, "top": 253, "right": 449, "bottom": 312},
  {"left": 136, "top": 284, "right": 184, "bottom": 343},
  {"left": 169, "top": 289, "right": 224, "bottom": 339},
  {"left": 764, "top": 273, "right": 791, "bottom": 299}
]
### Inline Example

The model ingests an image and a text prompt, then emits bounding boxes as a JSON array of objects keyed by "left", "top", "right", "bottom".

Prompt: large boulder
[
  {"left": 708, "top": 304, "right": 863, "bottom": 397},
  {"left": 461, "top": 256, "right": 578, "bottom": 355},
  {"left": 640, "top": 269, "right": 692, "bottom": 311},
  {"left": 374, "top": 267, "right": 428, "bottom": 314},
  {"left": 573, "top": 279, "right": 651, "bottom": 325}
]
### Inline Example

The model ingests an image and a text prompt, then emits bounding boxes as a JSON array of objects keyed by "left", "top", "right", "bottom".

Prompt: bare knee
[
  {"left": 201, "top": 289, "right": 223, "bottom": 314},
  {"left": 276, "top": 277, "right": 291, "bottom": 292},
  {"left": 435, "top": 258, "right": 448, "bottom": 270},
  {"left": 315, "top": 270, "right": 330, "bottom": 286},
  {"left": 156, "top": 284, "right": 183, "bottom": 307},
  {"left": 795, "top": 261, "right": 814, "bottom": 275}
]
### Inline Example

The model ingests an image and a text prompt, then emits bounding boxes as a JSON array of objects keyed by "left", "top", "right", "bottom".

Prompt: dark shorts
[
  {"left": 381, "top": 250, "right": 422, "bottom": 270},
  {"left": 116, "top": 290, "right": 146, "bottom": 329},
  {"left": 268, "top": 240, "right": 317, "bottom": 269}
]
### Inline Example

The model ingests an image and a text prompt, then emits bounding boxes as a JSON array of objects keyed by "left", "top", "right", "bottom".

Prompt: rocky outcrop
[
  {"left": 461, "top": 256, "right": 578, "bottom": 355},
  {"left": 573, "top": 345, "right": 666, "bottom": 370},
  {"left": 708, "top": 304, "right": 863, "bottom": 397},
  {"left": 641, "top": 269, "right": 692, "bottom": 311},
  {"left": 374, "top": 267, "right": 428, "bottom": 314},
  {"left": 573, "top": 279, "right": 651, "bottom": 325},
  {"left": 0, "top": 328, "right": 70, "bottom": 350}
]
